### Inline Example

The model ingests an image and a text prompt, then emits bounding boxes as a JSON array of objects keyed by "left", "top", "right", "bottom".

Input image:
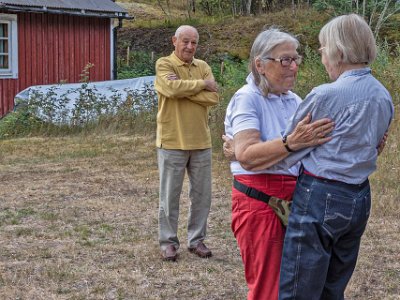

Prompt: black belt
[
  {"left": 301, "top": 170, "right": 369, "bottom": 189},
  {"left": 233, "top": 178, "right": 272, "bottom": 204}
]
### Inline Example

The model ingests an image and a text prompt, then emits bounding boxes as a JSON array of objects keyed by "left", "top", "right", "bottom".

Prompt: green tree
[{"left": 313, "top": 0, "right": 400, "bottom": 38}]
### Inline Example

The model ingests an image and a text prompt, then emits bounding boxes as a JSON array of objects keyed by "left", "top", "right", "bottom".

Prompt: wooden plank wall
[{"left": 0, "top": 11, "right": 111, "bottom": 116}]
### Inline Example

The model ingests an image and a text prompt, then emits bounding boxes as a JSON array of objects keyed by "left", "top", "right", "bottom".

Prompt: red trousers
[{"left": 232, "top": 174, "right": 296, "bottom": 300}]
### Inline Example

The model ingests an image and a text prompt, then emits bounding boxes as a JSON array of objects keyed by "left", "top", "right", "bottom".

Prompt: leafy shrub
[
  {"left": 294, "top": 45, "right": 329, "bottom": 98},
  {"left": 27, "top": 86, "right": 71, "bottom": 124},
  {"left": 209, "top": 54, "right": 248, "bottom": 149},
  {"left": 0, "top": 109, "right": 43, "bottom": 138},
  {"left": 372, "top": 41, "right": 400, "bottom": 106},
  {"left": 117, "top": 51, "right": 157, "bottom": 79}
]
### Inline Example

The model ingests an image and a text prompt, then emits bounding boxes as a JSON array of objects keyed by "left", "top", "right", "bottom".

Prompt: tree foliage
[
  {"left": 194, "top": 0, "right": 320, "bottom": 16},
  {"left": 166, "top": 0, "right": 400, "bottom": 34},
  {"left": 313, "top": 0, "right": 400, "bottom": 38}
]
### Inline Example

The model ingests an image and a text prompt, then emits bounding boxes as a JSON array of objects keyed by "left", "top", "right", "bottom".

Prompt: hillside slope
[
  {"left": 116, "top": 7, "right": 330, "bottom": 60},
  {"left": 116, "top": 2, "right": 400, "bottom": 61}
]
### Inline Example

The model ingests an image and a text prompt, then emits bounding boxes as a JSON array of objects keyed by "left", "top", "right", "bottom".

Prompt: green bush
[
  {"left": 209, "top": 54, "right": 248, "bottom": 149},
  {"left": 294, "top": 45, "right": 329, "bottom": 98},
  {"left": 372, "top": 42, "right": 400, "bottom": 106},
  {"left": 117, "top": 51, "right": 157, "bottom": 79},
  {"left": 0, "top": 109, "right": 45, "bottom": 138}
]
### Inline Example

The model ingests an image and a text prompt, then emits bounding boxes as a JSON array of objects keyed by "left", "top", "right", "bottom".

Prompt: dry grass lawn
[{"left": 0, "top": 113, "right": 399, "bottom": 299}]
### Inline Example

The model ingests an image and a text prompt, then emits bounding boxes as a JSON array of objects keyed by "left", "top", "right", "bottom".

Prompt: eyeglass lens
[{"left": 281, "top": 57, "right": 301, "bottom": 66}]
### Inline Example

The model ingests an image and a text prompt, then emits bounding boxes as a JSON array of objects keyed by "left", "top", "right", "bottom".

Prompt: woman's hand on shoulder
[{"left": 287, "top": 113, "right": 334, "bottom": 151}]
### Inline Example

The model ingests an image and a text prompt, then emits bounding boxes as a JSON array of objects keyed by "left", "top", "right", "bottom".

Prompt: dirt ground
[{"left": 0, "top": 134, "right": 399, "bottom": 299}]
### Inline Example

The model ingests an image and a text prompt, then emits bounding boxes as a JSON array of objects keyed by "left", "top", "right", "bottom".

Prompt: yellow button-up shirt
[{"left": 155, "top": 52, "right": 219, "bottom": 150}]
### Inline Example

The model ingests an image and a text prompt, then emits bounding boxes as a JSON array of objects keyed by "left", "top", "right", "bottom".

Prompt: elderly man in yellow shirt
[{"left": 155, "top": 25, "right": 219, "bottom": 261}]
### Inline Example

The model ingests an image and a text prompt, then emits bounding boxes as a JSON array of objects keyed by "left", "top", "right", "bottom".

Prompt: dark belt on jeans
[
  {"left": 233, "top": 178, "right": 271, "bottom": 204},
  {"left": 302, "top": 170, "right": 369, "bottom": 189},
  {"left": 303, "top": 170, "right": 338, "bottom": 182}
]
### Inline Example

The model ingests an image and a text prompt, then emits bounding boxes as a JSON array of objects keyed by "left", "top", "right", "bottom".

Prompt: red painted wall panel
[{"left": 0, "top": 11, "right": 112, "bottom": 117}]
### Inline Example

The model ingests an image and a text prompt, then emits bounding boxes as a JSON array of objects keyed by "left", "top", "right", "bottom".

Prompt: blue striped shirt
[{"left": 274, "top": 67, "right": 394, "bottom": 184}]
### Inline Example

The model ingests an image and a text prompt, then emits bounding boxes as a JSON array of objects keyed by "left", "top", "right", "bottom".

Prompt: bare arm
[
  {"left": 226, "top": 114, "right": 334, "bottom": 171},
  {"left": 234, "top": 129, "right": 288, "bottom": 171}
]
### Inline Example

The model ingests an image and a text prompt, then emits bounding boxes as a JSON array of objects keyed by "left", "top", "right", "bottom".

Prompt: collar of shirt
[
  {"left": 170, "top": 51, "right": 199, "bottom": 67},
  {"left": 338, "top": 67, "right": 371, "bottom": 80},
  {"left": 246, "top": 72, "right": 298, "bottom": 102}
]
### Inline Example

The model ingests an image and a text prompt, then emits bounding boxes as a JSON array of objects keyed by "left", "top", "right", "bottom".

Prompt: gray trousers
[{"left": 157, "top": 148, "right": 212, "bottom": 251}]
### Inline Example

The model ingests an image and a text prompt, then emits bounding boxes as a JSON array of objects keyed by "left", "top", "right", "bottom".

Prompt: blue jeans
[{"left": 279, "top": 173, "right": 371, "bottom": 300}]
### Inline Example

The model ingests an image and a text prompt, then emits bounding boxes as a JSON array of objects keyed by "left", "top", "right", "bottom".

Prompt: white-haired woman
[
  {"left": 278, "top": 14, "right": 394, "bottom": 300},
  {"left": 224, "top": 28, "right": 334, "bottom": 300}
]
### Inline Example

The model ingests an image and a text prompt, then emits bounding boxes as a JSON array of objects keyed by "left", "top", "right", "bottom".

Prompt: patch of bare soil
[{"left": 117, "top": 27, "right": 176, "bottom": 57}]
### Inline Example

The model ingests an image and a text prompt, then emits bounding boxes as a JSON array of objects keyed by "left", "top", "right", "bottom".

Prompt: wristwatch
[{"left": 282, "top": 135, "right": 294, "bottom": 152}]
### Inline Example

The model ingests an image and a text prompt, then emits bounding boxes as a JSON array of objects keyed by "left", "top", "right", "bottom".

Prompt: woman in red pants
[{"left": 223, "top": 28, "right": 333, "bottom": 300}]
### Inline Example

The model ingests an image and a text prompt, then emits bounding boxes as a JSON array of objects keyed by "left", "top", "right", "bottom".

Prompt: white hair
[
  {"left": 174, "top": 25, "right": 199, "bottom": 42},
  {"left": 319, "top": 14, "right": 377, "bottom": 66}
]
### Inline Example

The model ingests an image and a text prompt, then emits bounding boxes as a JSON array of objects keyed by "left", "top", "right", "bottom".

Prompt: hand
[
  {"left": 167, "top": 73, "right": 179, "bottom": 80},
  {"left": 377, "top": 132, "right": 388, "bottom": 156},
  {"left": 204, "top": 79, "right": 218, "bottom": 92},
  {"left": 222, "top": 134, "right": 236, "bottom": 161},
  {"left": 287, "top": 113, "right": 334, "bottom": 151}
]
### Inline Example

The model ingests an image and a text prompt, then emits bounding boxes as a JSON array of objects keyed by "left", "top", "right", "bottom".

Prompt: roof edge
[{"left": 0, "top": 4, "right": 133, "bottom": 19}]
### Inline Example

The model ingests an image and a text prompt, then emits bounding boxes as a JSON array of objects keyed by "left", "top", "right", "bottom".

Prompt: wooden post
[{"left": 127, "top": 46, "right": 130, "bottom": 66}]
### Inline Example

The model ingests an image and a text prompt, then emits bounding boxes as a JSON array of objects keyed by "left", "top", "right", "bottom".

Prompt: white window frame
[{"left": 0, "top": 14, "right": 18, "bottom": 79}]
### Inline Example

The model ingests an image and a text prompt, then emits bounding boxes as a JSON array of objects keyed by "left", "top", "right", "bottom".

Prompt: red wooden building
[{"left": 0, "top": 0, "right": 131, "bottom": 117}]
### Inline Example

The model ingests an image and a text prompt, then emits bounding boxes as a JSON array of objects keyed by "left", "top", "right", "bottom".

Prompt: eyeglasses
[{"left": 263, "top": 56, "right": 302, "bottom": 67}]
